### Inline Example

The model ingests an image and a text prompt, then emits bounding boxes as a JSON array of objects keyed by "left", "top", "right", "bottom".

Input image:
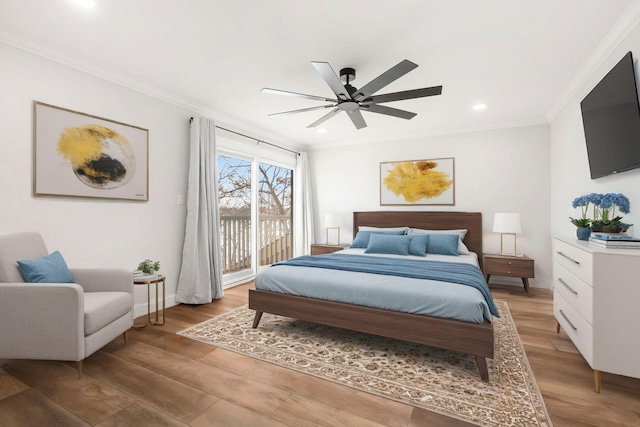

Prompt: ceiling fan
[{"left": 262, "top": 60, "right": 442, "bottom": 130}]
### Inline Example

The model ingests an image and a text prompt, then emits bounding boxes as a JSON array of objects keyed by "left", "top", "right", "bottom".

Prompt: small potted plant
[
  {"left": 571, "top": 193, "right": 632, "bottom": 238},
  {"left": 589, "top": 193, "right": 631, "bottom": 233},
  {"left": 137, "top": 259, "right": 160, "bottom": 278},
  {"left": 570, "top": 195, "right": 593, "bottom": 240}
]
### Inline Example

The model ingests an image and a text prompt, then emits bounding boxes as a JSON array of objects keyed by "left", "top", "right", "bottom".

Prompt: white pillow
[
  {"left": 408, "top": 228, "right": 470, "bottom": 254},
  {"left": 359, "top": 226, "right": 409, "bottom": 234}
]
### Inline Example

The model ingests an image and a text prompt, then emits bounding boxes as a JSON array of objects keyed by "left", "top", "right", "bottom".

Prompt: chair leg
[
  {"left": 123, "top": 331, "right": 127, "bottom": 344},
  {"left": 77, "top": 360, "right": 83, "bottom": 379}
]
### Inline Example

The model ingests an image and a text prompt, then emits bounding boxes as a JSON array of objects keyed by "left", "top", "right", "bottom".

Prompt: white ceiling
[{"left": 0, "top": 0, "right": 636, "bottom": 149}]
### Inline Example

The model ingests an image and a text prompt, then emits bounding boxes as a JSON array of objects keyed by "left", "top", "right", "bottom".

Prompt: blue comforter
[{"left": 273, "top": 253, "right": 500, "bottom": 318}]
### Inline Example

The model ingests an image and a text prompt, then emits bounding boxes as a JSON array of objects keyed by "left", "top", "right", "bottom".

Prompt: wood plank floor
[{"left": 2, "top": 282, "right": 640, "bottom": 426}]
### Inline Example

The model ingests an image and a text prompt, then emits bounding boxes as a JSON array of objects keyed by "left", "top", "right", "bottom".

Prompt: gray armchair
[{"left": 0, "top": 232, "right": 133, "bottom": 377}]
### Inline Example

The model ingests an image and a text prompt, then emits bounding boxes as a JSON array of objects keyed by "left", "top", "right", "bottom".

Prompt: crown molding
[
  {"left": 0, "top": 31, "right": 301, "bottom": 152},
  {"left": 304, "top": 117, "right": 549, "bottom": 151},
  {"left": 546, "top": 0, "right": 640, "bottom": 121}
]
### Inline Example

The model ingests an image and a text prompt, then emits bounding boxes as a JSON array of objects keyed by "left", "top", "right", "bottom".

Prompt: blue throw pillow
[
  {"left": 427, "top": 234, "right": 460, "bottom": 256},
  {"left": 349, "top": 230, "right": 406, "bottom": 248},
  {"left": 17, "top": 250, "right": 74, "bottom": 283},
  {"left": 408, "top": 234, "right": 429, "bottom": 256},
  {"left": 364, "top": 234, "right": 410, "bottom": 255}
]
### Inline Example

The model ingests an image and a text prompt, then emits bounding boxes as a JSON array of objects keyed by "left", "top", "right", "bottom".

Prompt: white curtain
[
  {"left": 175, "top": 117, "right": 224, "bottom": 303},
  {"left": 294, "top": 152, "right": 315, "bottom": 256}
]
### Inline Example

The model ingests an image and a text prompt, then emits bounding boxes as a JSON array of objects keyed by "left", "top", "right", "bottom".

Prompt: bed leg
[
  {"left": 475, "top": 356, "right": 489, "bottom": 382},
  {"left": 252, "top": 311, "right": 264, "bottom": 328}
]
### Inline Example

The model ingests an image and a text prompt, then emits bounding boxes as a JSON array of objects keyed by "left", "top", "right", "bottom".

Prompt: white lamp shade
[
  {"left": 324, "top": 213, "right": 343, "bottom": 228},
  {"left": 493, "top": 213, "right": 521, "bottom": 234}
]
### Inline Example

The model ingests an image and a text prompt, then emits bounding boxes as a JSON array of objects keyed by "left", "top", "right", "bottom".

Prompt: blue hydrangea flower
[
  {"left": 614, "top": 193, "right": 631, "bottom": 214},
  {"left": 571, "top": 192, "right": 631, "bottom": 228}
]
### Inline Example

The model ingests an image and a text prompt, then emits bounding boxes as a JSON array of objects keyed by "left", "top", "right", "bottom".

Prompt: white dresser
[{"left": 553, "top": 237, "right": 640, "bottom": 392}]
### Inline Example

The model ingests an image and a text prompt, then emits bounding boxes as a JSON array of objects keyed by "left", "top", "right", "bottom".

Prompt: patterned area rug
[{"left": 178, "top": 301, "right": 551, "bottom": 427}]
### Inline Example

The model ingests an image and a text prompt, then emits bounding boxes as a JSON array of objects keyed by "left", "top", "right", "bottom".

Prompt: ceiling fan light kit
[{"left": 262, "top": 60, "right": 442, "bottom": 130}]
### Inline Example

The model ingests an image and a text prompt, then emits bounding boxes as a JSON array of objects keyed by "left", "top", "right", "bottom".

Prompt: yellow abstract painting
[
  {"left": 34, "top": 101, "right": 149, "bottom": 201},
  {"left": 380, "top": 158, "right": 455, "bottom": 205}
]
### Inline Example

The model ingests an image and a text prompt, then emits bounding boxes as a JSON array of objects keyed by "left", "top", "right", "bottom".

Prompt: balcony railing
[{"left": 220, "top": 214, "right": 292, "bottom": 275}]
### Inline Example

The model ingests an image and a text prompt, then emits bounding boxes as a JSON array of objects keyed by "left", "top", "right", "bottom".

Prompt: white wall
[
  {"left": 550, "top": 26, "right": 640, "bottom": 242},
  {"left": 309, "top": 124, "right": 552, "bottom": 288},
  {"left": 0, "top": 42, "right": 192, "bottom": 316}
]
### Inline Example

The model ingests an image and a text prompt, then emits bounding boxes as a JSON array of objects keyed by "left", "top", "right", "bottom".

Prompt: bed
[{"left": 249, "top": 211, "right": 495, "bottom": 381}]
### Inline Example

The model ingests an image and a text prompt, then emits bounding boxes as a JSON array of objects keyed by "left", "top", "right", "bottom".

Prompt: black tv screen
[{"left": 580, "top": 51, "right": 640, "bottom": 179}]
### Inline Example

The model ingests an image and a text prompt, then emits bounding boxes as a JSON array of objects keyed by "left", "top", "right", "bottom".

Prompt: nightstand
[
  {"left": 311, "top": 243, "right": 349, "bottom": 255},
  {"left": 482, "top": 253, "right": 534, "bottom": 295}
]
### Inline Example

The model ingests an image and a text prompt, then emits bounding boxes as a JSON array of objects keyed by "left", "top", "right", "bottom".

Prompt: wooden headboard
[{"left": 352, "top": 211, "right": 483, "bottom": 268}]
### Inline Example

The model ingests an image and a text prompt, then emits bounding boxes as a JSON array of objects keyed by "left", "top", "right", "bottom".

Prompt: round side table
[{"left": 133, "top": 275, "right": 166, "bottom": 327}]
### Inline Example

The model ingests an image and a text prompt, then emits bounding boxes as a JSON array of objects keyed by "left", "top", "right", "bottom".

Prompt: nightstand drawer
[
  {"left": 310, "top": 244, "right": 348, "bottom": 255},
  {"left": 553, "top": 261, "right": 593, "bottom": 325},
  {"left": 553, "top": 239, "right": 593, "bottom": 284},
  {"left": 484, "top": 257, "right": 534, "bottom": 277}
]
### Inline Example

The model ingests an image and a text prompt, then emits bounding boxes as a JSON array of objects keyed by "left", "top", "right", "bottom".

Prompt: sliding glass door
[
  {"left": 258, "top": 163, "right": 292, "bottom": 267},
  {"left": 217, "top": 153, "right": 293, "bottom": 286},
  {"left": 218, "top": 155, "right": 253, "bottom": 283}
]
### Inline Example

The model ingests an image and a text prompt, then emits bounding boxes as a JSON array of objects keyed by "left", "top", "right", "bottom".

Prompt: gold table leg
[
  {"left": 133, "top": 277, "right": 165, "bottom": 327},
  {"left": 147, "top": 283, "right": 151, "bottom": 325}
]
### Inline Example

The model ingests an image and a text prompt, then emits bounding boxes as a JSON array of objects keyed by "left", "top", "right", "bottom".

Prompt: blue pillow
[
  {"left": 349, "top": 230, "right": 406, "bottom": 248},
  {"left": 408, "top": 234, "right": 429, "bottom": 256},
  {"left": 364, "top": 234, "right": 410, "bottom": 255},
  {"left": 427, "top": 234, "right": 460, "bottom": 256},
  {"left": 17, "top": 250, "right": 74, "bottom": 283}
]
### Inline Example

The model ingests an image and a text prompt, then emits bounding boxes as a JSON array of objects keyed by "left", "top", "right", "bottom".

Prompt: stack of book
[{"left": 588, "top": 233, "right": 640, "bottom": 249}]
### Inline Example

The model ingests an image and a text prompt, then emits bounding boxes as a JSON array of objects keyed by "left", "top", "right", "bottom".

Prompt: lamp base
[
  {"left": 326, "top": 227, "right": 340, "bottom": 246},
  {"left": 499, "top": 233, "right": 518, "bottom": 257}
]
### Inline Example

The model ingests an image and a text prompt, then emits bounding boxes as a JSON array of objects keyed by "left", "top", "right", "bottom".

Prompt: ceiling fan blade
[
  {"left": 261, "top": 88, "right": 337, "bottom": 103},
  {"left": 352, "top": 60, "right": 418, "bottom": 101},
  {"left": 311, "top": 62, "right": 351, "bottom": 101},
  {"left": 361, "top": 104, "right": 416, "bottom": 120},
  {"left": 367, "top": 86, "right": 443, "bottom": 104},
  {"left": 307, "top": 108, "right": 340, "bottom": 128},
  {"left": 268, "top": 105, "right": 336, "bottom": 117},
  {"left": 347, "top": 109, "right": 367, "bottom": 129}
]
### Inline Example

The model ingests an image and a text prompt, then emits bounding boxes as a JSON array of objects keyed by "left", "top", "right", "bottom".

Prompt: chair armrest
[
  {"left": 0, "top": 283, "right": 84, "bottom": 361},
  {"left": 70, "top": 268, "right": 133, "bottom": 294}
]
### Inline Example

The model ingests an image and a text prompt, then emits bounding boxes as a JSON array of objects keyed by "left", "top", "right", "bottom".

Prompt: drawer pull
[
  {"left": 559, "top": 309, "right": 578, "bottom": 331},
  {"left": 558, "top": 278, "right": 578, "bottom": 295},
  {"left": 557, "top": 251, "right": 580, "bottom": 265}
]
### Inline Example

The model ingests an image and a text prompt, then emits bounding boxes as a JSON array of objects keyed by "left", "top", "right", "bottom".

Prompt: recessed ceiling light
[
  {"left": 70, "top": 0, "right": 96, "bottom": 8},
  {"left": 473, "top": 103, "right": 487, "bottom": 111},
  {"left": 317, "top": 128, "right": 327, "bottom": 133}
]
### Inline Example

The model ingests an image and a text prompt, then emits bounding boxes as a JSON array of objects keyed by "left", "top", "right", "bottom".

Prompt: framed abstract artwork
[
  {"left": 33, "top": 101, "right": 149, "bottom": 201},
  {"left": 380, "top": 157, "right": 455, "bottom": 206}
]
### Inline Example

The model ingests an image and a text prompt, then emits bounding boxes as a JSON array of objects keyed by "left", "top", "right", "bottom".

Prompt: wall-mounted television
[{"left": 580, "top": 51, "right": 640, "bottom": 179}]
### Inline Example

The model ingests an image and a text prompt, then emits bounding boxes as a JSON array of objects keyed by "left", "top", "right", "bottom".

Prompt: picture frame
[
  {"left": 380, "top": 157, "right": 455, "bottom": 206},
  {"left": 33, "top": 101, "right": 149, "bottom": 201}
]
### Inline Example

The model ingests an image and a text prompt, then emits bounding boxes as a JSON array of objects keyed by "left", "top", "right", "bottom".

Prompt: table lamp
[
  {"left": 324, "top": 213, "right": 342, "bottom": 245},
  {"left": 493, "top": 213, "right": 521, "bottom": 256}
]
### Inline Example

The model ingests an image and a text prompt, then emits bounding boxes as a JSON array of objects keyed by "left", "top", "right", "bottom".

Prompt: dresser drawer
[
  {"left": 554, "top": 291, "right": 594, "bottom": 366},
  {"left": 484, "top": 256, "right": 534, "bottom": 277},
  {"left": 553, "top": 239, "right": 593, "bottom": 284},
  {"left": 553, "top": 262, "right": 594, "bottom": 325}
]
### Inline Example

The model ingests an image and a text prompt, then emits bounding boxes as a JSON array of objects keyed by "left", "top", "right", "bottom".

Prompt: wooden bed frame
[{"left": 248, "top": 211, "right": 493, "bottom": 381}]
